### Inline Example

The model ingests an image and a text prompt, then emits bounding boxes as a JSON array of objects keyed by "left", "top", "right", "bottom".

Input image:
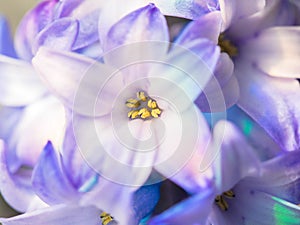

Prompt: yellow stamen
[
  {"left": 147, "top": 99, "right": 157, "bottom": 109},
  {"left": 137, "top": 91, "right": 147, "bottom": 101},
  {"left": 215, "top": 189, "right": 235, "bottom": 211},
  {"left": 128, "top": 110, "right": 139, "bottom": 119},
  {"left": 223, "top": 190, "right": 235, "bottom": 198},
  {"left": 126, "top": 99, "right": 140, "bottom": 108},
  {"left": 151, "top": 108, "right": 162, "bottom": 118},
  {"left": 100, "top": 212, "right": 114, "bottom": 225},
  {"left": 218, "top": 34, "right": 238, "bottom": 57}
]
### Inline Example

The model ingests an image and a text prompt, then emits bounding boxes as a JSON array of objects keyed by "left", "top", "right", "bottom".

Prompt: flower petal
[
  {"left": 242, "top": 26, "right": 300, "bottom": 78},
  {"left": 0, "top": 55, "right": 47, "bottom": 106},
  {"left": 0, "top": 15, "right": 16, "bottom": 57},
  {"left": 149, "top": 189, "right": 214, "bottom": 225},
  {"left": 15, "top": 0, "right": 57, "bottom": 60},
  {"left": 236, "top": 61, "right": 300, "bottom": 151},
  {"left": 0, "top": 204, "right": 100, "bottom": 225},
  {"left": 219, "top": 0, "right": 265, "bottom": 30},
  {"left": 32, "top": 142, "right": 79, "bottom": 205},
  {"left": 175, "top": 11, "right": 222, "bottom": 45},
  {"left": 208, "top": 121, "right": 260, "bottom": 193},
  {"left": 0, "top": 140, "right": 36, "bottom": 212},
  {"left": 32, "top": 47, "right": 118, "bottom": 116},
  {"left": 105, "top": 4, "right": 169, "bottom": 51},
  {"left": 32, "top": 18, "right": 79, "bottom": 54}
]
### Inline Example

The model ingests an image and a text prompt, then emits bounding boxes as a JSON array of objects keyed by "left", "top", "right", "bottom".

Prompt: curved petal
[
  {"left": 0, "top": 15, "right": 16, "bottom": 57},
  {"left": 175, "top": 11, "right": 222, "bottom": 45},
  {"left": 208, "top": 121, "right": 260, "bottom": 193},
  {"left": 236, "top": 61, "right": 300, "bottom": 152},
  {"left": 0, "top": 55, "right": 47, "bottom": 106},
  {"left": 32, "top": 142, "right": 79, "bottom": 205},
  {"left": 149, "top": 189, "right": 214, "bottom": 225},
  {"left": 15, "top": 0, "right": 58, "bottom": 60},
  {"left": 105, "top": 4, "right": 169, "bottom": 51},
  {"left": 0, "top": 204, "right": 101, "bottom": 225},
  {"left": 32, "top": 18, "right": 79, "bottom": 54},
  {"left": 0, "top": 140, "right": 36, "bottom": 212},
  {"left": 222, "top": 187, "right": 300, "bottom": 225},
  {"left": 242, "top": 26, "right": 300, "bottom": 78}
]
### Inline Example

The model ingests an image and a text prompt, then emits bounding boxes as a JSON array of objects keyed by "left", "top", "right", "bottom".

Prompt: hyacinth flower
[
  {"left": 0, "top": 135, "right": 161, "bottom": 225},
  {"left": 217, "top": 0, "right": 300, "bottom": 151},
  {"left": 149, "top": 121, "right": 300, "bottom": 225},
  {"left": 32, "top": 3, "right": 228, "bottom": 190}
]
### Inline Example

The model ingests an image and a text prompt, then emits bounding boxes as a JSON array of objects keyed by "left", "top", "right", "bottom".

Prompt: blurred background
[{"left": 0, "top": 0, "right": 37, "bottom": 218}]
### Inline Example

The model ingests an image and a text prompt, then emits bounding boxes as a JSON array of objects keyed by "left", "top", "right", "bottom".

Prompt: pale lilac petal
[
  {"left": 236, "top": 61, "right": 300, "bottom": 151},
  {"left": 32, "top": 47, "right": 119, "bottom": 116},
  {"left": 242, "top": 27, "right": 300, "bottom": 78},
  {"left": 219, "top": 0, "right": 265, "bottom": 30},
  {"left": 105, "top": 4, "right": 169, "bottom": 51},
  {"left": 0, "top": 204, "right": 100, "bottom": 225},
  {"left": 0, "top": 55, "right": 46, "bottom": 106},
  {"left": 0, "top": 140, "right": 36, "bottom": 212},
  {"left": 15, "top": 0, "right": 57, "bottom": 60},
  {"left": 242, "top": 151, "right": 300, "bottom": 204},
  {"left": 32, "top": 142, "right": 79, "bottom": 205},
  {"left": 32, "top": 18, "right": 79, "bottom": 54},
  {"left": 175, "top": 11, "right": 222, "bottom": 45},
  {"left": 11, "top": 97, "right": 65, "bottom": 167},
  {"left": 149, "top": 189, "right": 214, "bottom": 225},
  {"left": 208, "top": 121, "right": 260, "bottom": 193},
  {"left": 0, "top": 15, "right": 16, "bottom": 57},
  {"left": 221, "top": 187, "right": 300, "bottom": 225}
]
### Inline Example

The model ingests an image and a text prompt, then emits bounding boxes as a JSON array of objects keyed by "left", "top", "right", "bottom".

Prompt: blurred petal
[
  {"left": 32, "top": 142, "right": 78, "bottom": 205},
  {"left": 0, "top": 55, "right": 46, "bottom": 106},
  {"left": 0, "top": 140, "right": 35, "bottom": 212},
  {"left": 105, "top": 4, "right": 169, "bottom": 51},
  {"left": 32, "top": 18, "right": 79, "bottom": 54},
  {"left": 219, "top": 0, "right": 265, "bottom": 30},
  {"left": 149, "top": 189, "right": 214, "bottom": 225},
  {"left": 175, "top": 11, "right": 222, "bottom": 45},
  {"left": 242, "top": 26, "right": 300, "bottom": 78},
  {"left": 0, "top": 204, "right": 100, "bottom": 225},
  {"left": 0, "top": 15, "right": 16, "bottom": 57},
  {"left": 15, "top": 0, "right": 57, "bottom": 60},
  {"left": 236, "top": 61, "right": 300, "bottom": 151},
  {"left": 208, "top": 121, "right": 260, "bottom": 193}
]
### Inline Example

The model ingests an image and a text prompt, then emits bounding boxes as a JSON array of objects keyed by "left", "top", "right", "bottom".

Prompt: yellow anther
[
  {"left": 137, "top": 91, "right": 147, "bottom": 102},
  {"left": 100, "top": 212, "right": 114, "bottom": 225},
  {"left": 126, "top": 99, "right": 140, "bottom": 108},
  {"left": 215, "top": 195, "right": 229, "bottom": 211},
  {"left": 139, "top": 108, "right": 151, "bottom": 119},
  {"left": 147, "top": 99, "right": 157, "bottom": 109},
  {"left": 151, "top": 108, "right": 161, "bottom": 118},
  {"left": 128, "top": 110, "right": 139, "bottom": 119},
  {"left": 223, "top": 190, "right": 235, "bottom": 198}
]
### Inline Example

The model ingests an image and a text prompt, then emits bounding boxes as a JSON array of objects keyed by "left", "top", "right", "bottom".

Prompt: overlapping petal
[{"left": 0, "top": 15, "right": 16, "bottom": 57}]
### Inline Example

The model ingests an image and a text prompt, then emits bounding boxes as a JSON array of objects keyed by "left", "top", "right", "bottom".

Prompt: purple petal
[
  {"left": 32, "top": 142, "right": 79, "bottom": 205},
  {"left": 219, "top": 0, "right": 265, "bottom": 30},
  {"left": 10, "top": 96, "right": 65, "bottom": 167},
  {"left": 32, "top": 18, "right": 79, "bottom": 54},
  {"left": 242, "top": 26, "right": 300, "bottom": 78},
  {"left": 207, "top": 121, "right": 260, "bottom": 193},
  {"left": 105, "top": 4, "right": 169, "bottom": 51},
  {"left": 0, "top": 15, "right": 16, "bottom": 57},
  {"left": 0, "top": 204, "right": 100, "bottom": 225},
  {"left": 221, "top": 187, "right": 300, "bottom": 225},
  {"left": 149, "top": 189, "right": 214, "bottom": 225},
  {"left": 242, "top": 151, "right": 300, "bottom": 204},
  {"left": 0, "top": 140, "right": 36, "bottom": 212},
  {"left": 175, "top": 11, "right": 222, "bottom": 45},
  {"left": 0, "top": 55, "right": 46, "bottom": 106},
  {"left": 15, "top": 0, "right": 58, "bottom": 60},
  {"left": 236, "top": 61, "right": 300, "bottom": 151}
]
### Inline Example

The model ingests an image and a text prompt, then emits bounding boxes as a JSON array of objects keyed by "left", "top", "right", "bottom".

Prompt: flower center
[
  {"left": 218, "top": 34, "right": 238, "bottom": 58},
  {"left": 126, "top": 91, "right": 162, "bottom": 120},
  {"left": 100, "top": 212, "right": 115, "bottom": 225},
  {"left": 214, "top": 190, "right": 235, "bottom": 211}
]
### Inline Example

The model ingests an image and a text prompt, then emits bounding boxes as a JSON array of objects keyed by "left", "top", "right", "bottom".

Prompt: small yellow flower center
[
  {"left": 100, "top": 212, "right": 115, "bottom": 225},
  {"left": 218, "top": 34, "right": 238, "bottom": 57},
  {"left": 126, "top": 91, "right": 162, "bottom": 120},
  {"left": 215, "top": 190, "right": 235, "bottom": 211}
]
